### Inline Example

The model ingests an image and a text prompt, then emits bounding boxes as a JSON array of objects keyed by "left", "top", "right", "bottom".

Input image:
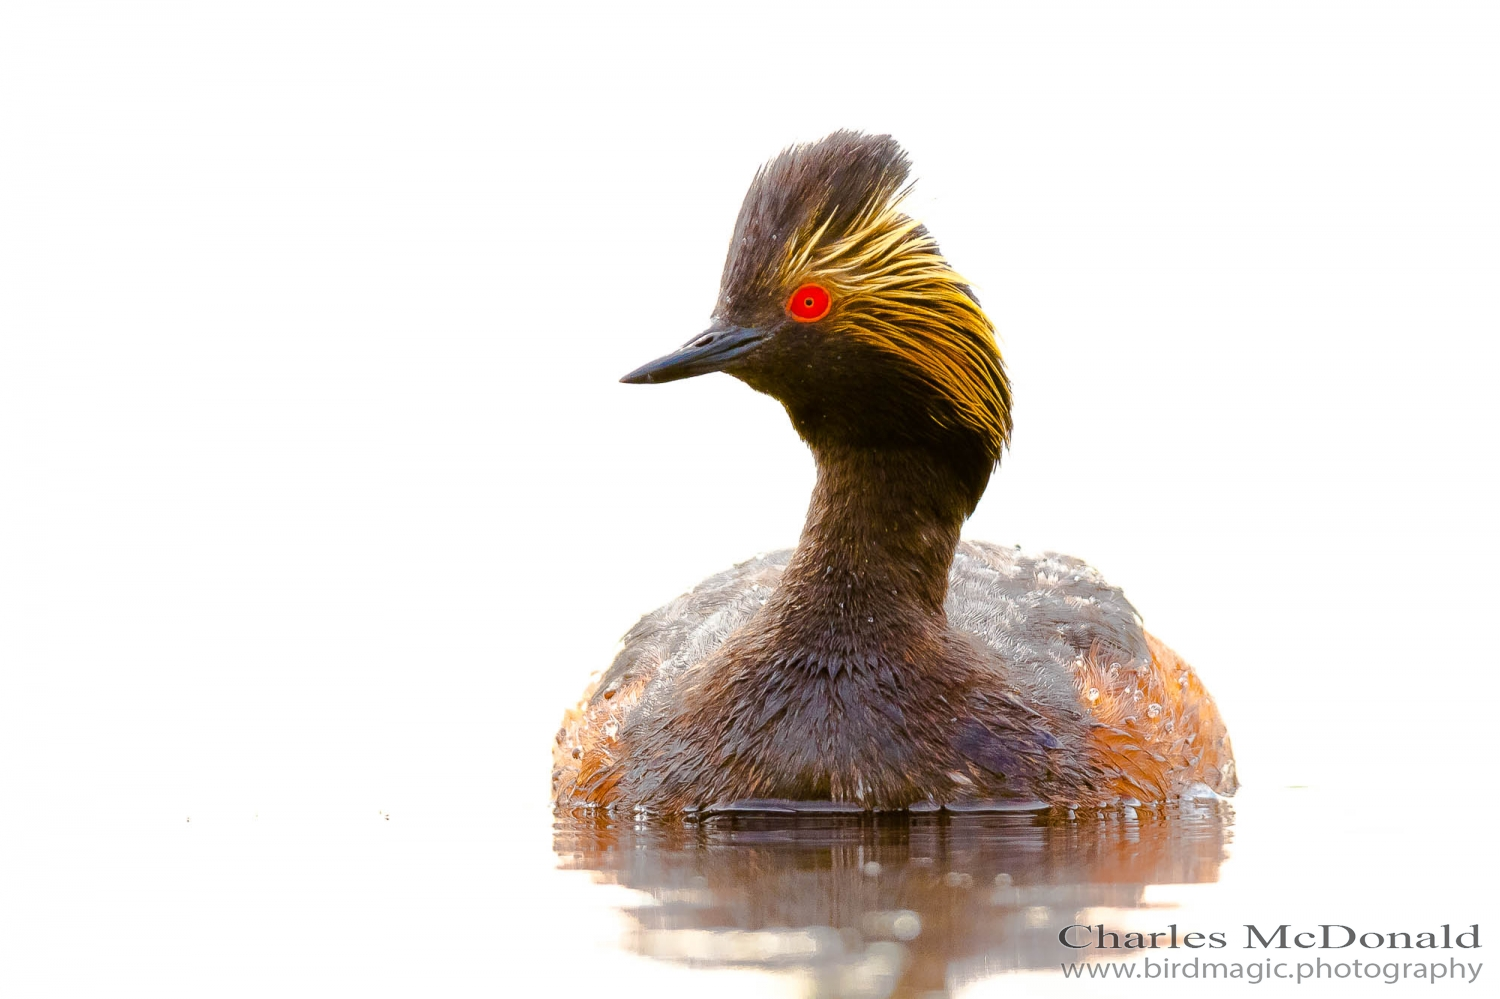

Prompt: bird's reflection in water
[{"left": 555, "top": 801, "right": 1232, "bottom": 998}]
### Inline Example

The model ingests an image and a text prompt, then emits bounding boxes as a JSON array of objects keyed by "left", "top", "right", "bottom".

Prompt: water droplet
[
  {"left": 891, "top": 911, "right": 923, "bottom": 941},
  {"left": 867, "top": 616, "right": 874, "bottom": 623},
  {"left": 1086, "top": 687, "right": 1101, "bottom": 703},
  {"left": 1147, "top": 703, "right": 1162, "bottom": 718}
]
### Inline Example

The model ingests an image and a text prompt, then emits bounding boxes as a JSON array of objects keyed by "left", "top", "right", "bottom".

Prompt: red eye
[{"left": 787, "top": 283, "right": 831, "bottom": 322}]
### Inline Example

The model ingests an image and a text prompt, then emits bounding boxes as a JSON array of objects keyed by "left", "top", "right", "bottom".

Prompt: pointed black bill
[{"left": 620, "top": 324, "right": 769, "bottom": 384}]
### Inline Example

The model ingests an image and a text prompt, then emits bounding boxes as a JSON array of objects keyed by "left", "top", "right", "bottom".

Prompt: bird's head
[{"left": 622, "top": 131, "right": 1012, "bottom": 508}]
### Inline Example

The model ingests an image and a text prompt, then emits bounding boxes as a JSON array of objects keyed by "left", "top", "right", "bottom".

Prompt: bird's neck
[{"left": 761, "top": 444, "right": 972, "bottom": 654}]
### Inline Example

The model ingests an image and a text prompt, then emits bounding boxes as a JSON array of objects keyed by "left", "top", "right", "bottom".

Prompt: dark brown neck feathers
[
  {"left": 758, "top": 444, "right": 973, "bottom": 661},
  {"left": 661, "top": 441, "right": 991, "bottom": 806}
]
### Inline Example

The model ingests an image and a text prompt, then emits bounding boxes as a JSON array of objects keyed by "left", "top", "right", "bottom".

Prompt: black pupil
[{"left": 804, "top": 298, "right": 814, "bottom": 307}]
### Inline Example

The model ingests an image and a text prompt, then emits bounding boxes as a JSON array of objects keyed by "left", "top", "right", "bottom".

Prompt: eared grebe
[{"left": 554, "top": 131, "right": 1235, "bottom": 814}]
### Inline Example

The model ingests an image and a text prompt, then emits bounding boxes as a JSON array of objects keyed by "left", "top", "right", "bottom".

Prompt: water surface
[{"left": 555, "top": 800, "right": 1233, "bottom": 997}]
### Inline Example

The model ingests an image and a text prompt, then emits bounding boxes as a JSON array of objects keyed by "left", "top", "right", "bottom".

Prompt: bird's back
[{"left": 554, "top": 542, "right": 1236, "bottom": 808}]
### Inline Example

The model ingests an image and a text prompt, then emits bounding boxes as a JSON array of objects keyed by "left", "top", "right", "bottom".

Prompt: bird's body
[{"left": 553, "top": 132, "right": 1235, "bottom": 814}]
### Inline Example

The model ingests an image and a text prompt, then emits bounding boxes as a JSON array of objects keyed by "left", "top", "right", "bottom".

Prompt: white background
[{"left": 2, "top": 2, "right": 1496, "bottom": 996}]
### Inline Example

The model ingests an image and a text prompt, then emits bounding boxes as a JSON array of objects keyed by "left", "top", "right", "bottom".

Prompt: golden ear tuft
[{"left": 778, "top": 190, "right": 1012, "bottom": 462}]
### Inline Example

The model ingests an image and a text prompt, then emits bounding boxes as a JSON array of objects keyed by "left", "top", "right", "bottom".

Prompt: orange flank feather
[{"left": 1074, "top": 634, "right": 1237, "bottom": 804}]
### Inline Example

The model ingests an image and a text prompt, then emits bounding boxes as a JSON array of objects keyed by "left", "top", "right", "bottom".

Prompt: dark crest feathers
[{"left": 719, "top": 131, "right": 910, "bottom": 314}]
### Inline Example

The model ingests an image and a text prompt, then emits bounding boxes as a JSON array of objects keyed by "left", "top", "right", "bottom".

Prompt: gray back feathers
[{"left": 594, "top": 541, "right": 1146, "bottom": 712}]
